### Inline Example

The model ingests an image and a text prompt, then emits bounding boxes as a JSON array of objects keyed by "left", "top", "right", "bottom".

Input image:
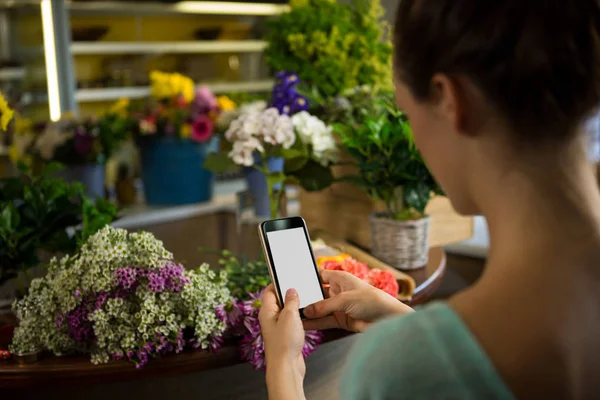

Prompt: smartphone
[{"left": 258, "top": 216, "right": 325, "bottom": 318}]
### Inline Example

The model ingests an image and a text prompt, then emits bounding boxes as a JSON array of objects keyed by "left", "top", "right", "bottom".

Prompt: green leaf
[
  {"left": 0, "top": 203, "right": 19, "bottom": 232},
  {"left": 204, "top": 152, "right": 235, "bottom": 173},
  {"left": 282, "top": 148, "right": 309, "bottom": 173},
  {"left": 289, "top": 159, "right": 334, "bottom": 192},
  {"left": 42, "top": 162, "right": 65, "bottom": 177},
  {"left": 266, "top": 172, "right": 286, "bottom": 188}
]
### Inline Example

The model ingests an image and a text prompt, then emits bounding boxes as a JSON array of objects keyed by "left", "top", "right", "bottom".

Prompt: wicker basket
[{"left": 369, "top": 213, "right": 431, "bottom": 270}]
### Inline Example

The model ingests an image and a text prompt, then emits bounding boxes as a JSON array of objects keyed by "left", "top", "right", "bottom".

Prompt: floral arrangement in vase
[
  {"left": 11, "top": 116, "right": 127, "bottom": 166},
  {"left": 205, "top": 72, "right": 339, "bottom": 218},
  {"left": 11, "top": 226, "right": 231, "bottom": 367},
  {"left": 127, "top": 71, "right": 234, "bottom": 143}
]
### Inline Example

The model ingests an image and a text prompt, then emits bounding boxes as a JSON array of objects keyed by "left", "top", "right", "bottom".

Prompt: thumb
[
  {"left": 303, "top": 293, "right": 350, "bottom": 319},
  {"left": 283, "top": 288, "right": 300, "bottom": 314}
]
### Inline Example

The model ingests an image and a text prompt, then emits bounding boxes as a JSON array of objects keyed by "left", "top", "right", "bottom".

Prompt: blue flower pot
[
  {"left": 57, "top": 163, "right": 105, "bottom": 199},
  {"left": 244, "top": 154, "right": 284, "bottom": 218},
  {"left": 139, "top": 136, "right": 219, "bottom": 206}
]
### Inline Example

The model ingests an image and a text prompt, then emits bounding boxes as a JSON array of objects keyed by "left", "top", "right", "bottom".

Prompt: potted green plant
[
  {"left": 0, "top": 163, "right": 117, "bottom": 297},
  {"left": 264, "top": 0, "right": 392, "bottom": 99},
  {"left": 335, "top": 92, "right": 442, "bottom": 270}
]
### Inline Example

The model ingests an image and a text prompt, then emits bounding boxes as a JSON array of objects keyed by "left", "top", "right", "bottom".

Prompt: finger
[
  {"left": 283, "top": 288, "right": 301, "bottom": 315},
  {"left": 320, "top": 270, "right": 358, "bottom": 286},
  {"left": 302, "top": 315, "right": 340, "bottom": 331},
  {"left": 258, "top": 285, "right": 280, "bottom": 323},
  {"left": 303, "top": 293, "right": 350, "bottom": 319}
]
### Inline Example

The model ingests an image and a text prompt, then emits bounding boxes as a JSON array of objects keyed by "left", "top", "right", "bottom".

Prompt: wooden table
[{"left": 0, "top": 247, "right": 445, "bottom": 392}]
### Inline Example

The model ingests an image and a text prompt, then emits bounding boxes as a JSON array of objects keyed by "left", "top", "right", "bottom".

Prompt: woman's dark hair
[{"left": 394, "top": 0, "right": 600, "bottom": 141}]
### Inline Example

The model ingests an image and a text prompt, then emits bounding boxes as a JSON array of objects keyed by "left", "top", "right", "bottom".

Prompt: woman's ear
[{"left": 430, "top": 73, "right": 467, "bottom": 134}]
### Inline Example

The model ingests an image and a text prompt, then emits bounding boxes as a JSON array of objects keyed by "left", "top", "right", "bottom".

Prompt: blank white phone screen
[{"left": 266, "top": 227, "right": 324, "bottom": 309}]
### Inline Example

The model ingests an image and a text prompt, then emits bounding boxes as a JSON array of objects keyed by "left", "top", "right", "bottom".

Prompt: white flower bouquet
[
  {"left": 205, "top": 100, "right": 339, "bottom": 218},
  {"left": 10, "top": 226, "right": 231, "bottom": 368}
]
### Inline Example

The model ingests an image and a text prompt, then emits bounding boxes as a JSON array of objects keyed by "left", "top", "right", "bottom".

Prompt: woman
[{"left": 259, "top": 1, "right": 600, "bottom": 398}]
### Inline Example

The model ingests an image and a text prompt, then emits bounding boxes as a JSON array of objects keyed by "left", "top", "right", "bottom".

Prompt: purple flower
[
  {"left": 193, "top": 86, "right": 217, "bottom": 113},
  {"left": 302, "top": 330, "right": 324, "bottom": 358},
  {"left": 165, "top": 124, "right": 176, "bottom": 136},
  {"left": 226, "top": 290, "right": 324, "bottom": 370},
  {"left": 115, "top": 267, "right": 138, "bottom": 290},
  {"left": 64, "top": 298, "right": 96, "bottom": 342},
  {"left": 176, "top": 328, "right": 185, "bottom": 353},
  {"left": 74, "top": 130, "right": 94, "bottom": 156},
  {"left": 148, "top": 271, "right": 166, "bottom": 292},
  {"left": 208, "top": 335, "right": 224, "bottom": 352},
  {"left": 216, "top": 298, "right": 246, "bottom": 334},
  {"left": 269, "top": 71, "right": 308, "bottom": 116},
  {"left": 56, "top": 314, "right": 64, "bottom": 329}
]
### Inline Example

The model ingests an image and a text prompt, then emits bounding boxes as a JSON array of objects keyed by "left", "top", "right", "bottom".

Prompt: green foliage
[
  {"left": 335, "top": 92, "right": 442, "bottom": 219},
  {"left": 285, "top": 158, "right": 334, "bottom": 192},
  {"left": 0, "top": 163, "right": 118, "bottom": 287},
  {"left": 96, "top": 113, "right": 135, "bottom": 162},
  {"left": 204, "top": 152, "right": 236, "bottom": 173},
  {"left": 264, "top": 0, "right": 392, "bottom": 98},
  {"left": 211, "top": 249, "right": 271, "bottom": 301}
]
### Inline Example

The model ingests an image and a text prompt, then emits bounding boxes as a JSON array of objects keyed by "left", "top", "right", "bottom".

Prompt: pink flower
[
  {"left": 194, "top": 86, "right": 217, "bottom": 113},
  {"left": 366, "top": 269, "right": 399, "bottom": 298},
  {"left": 320, "top": 260, "right": 343, "bottom": 271},
  {"left": 341, "top": 258, "right": 370, "bottom": 280},
  {"left": 191, "top": 115, "right": 213, "bottom": 143}
]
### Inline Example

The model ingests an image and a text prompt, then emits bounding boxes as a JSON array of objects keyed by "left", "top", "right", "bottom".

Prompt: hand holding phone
[{"left": 258, "top": 217, "right": 325, "bottom": 318}]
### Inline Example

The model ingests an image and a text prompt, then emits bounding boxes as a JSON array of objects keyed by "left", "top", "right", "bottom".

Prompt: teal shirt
[{"left": 341, "top": 303, "right": 515, "bottom": 400}]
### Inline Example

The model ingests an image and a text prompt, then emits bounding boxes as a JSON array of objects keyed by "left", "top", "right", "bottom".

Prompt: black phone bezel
[{"left": 260, "top": 216, "right": 325, "bottom": 318}]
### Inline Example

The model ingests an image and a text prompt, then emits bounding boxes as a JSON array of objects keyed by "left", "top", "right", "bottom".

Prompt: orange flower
[{"left": 316, "top": 254, "right": 350, "bottom": 267}]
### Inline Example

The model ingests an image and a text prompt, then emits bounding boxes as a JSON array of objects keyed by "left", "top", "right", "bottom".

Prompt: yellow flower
[
  {"left": 8, "top": 133, "right": 34, "bottom": 165},
  {"left": 109, "top": 98, "right": 130, "bottom": 117},
  {"left": 217, "top": 96, "right": 236, "bottom": 112},
  {"left": 0, "top": 92, "right": 14, "bottom": 131},
  {"left": 180, "top": 123, "right": 192, "bottom": 139},
  {"left": 13, "top": 113, "right": 33, "bottom": 136},
  {"left": 150, "top": 71, "right": 195, "bottom": 103}
]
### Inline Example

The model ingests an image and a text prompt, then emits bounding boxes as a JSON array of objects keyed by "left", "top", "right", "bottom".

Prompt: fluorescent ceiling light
[
  {"left": 173, "top": 1, "right": 289, "bottom": 15},
  {"left": 41, "top": 0, "right": 61, "bottom": 121}
]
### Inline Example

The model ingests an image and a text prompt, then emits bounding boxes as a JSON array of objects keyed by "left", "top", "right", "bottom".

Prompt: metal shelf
[
  {"left": 67, "top": 1, "right": 289, "bottom": 16},
  {"left": 75, "top": 80, "right": 273, "bottom": 102},
  {"left": 0, "top": 67, "right": 25, "bottom": 80},
  {"left": 71, "top": 40, "right": 267, "bottom": 55},
  {"left": 0, "top": 1, "right": 290, "bottom": 16}
]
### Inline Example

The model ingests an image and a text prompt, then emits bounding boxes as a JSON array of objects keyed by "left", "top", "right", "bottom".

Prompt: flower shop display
[
  {"left": 264, "top": 0, "right": 392, "bottom": 99},
  {"left": 0, "top": 163, "right": 117, "bottom": 292},
  {"left": 317, "top": 255, "right": 399, "bottom": 298},
  {"left": 217, "top": 290, "right": 323, "bottom": 370},
  {"left": 205, "top": 73, "right": 338, "bottom": 218},
  {"left": 214, "top": 250, "right": 322, "bottom": 370},
  {"left": 8, "top": 112, "right": 129, "bottom": 199},
  {"left": 10, "top": 226, "right": 231, "bottom": 367},
  {"left": 129, "top": 71, "right": 224, "bottom": 205},
  {"left": 334, "top": 92, "right": 442, "bottom": 270}
]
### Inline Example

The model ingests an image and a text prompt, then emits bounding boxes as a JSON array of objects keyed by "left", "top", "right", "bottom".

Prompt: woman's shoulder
[{"left": 340, "top": 302, "right": 515, "bottom": 400}]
